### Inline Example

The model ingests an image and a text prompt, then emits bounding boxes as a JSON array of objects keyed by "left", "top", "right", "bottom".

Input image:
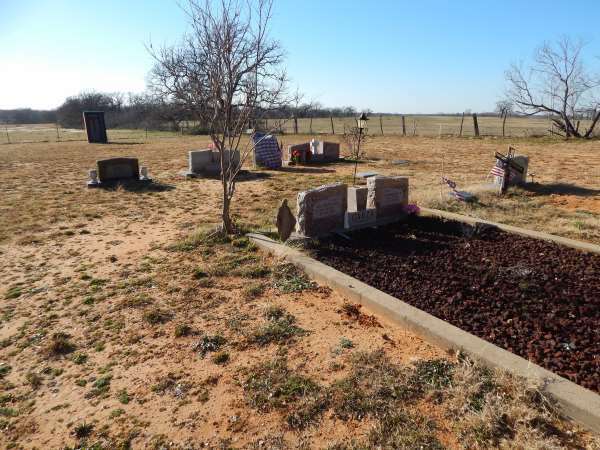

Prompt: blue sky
[{"left": 1, "top": 0, "right": 599, "bottom": 112}]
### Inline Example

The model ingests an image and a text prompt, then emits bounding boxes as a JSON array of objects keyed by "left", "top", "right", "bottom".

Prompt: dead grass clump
[
  {"left": 446, "top": 358, "right": 587, "bottom": 449},
  {"left": 330, "top": 350, "right": 419, "bottom": 421},
  {"left": 142, "top": 308, "right": 172, "bottom": 325},
  {"left": 243, "top": 357, "right": 327, "bottom": 429},
  {"left": 242, "top": 282, "right": 267, "bottom": 300},
  {"left": 44, "top": 332, "right": 75, "bottom": 356},
  {"left": 169, "top": 227, "right": 231, "bottom": 252}
]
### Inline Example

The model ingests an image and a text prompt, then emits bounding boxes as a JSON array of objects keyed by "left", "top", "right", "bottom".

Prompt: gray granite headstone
[
  {"left": 366, "top": 176, "right": 409, "bottom": 219},
  {"left": 296, "top": 183, "right": 347, "bottom": 237},
  {"left": 97, "top": 158, "right": 139, "bottom": 182},
  {"left": 187, "top": 149, "right": 240, "bottom": 176}
]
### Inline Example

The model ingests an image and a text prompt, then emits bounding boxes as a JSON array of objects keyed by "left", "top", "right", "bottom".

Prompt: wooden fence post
[
  {"left": 330, "top": 116, "right": 335, "bottom": 134},
  {"left": 379, "top": 115, "right": 384, "bottom": 135},
  {"left": 293, "top": 116, "right": 298, "bottom": 134},
  {"left": 401, "top": 115, "right": 406, "bottom": 136},
  {"left": 459, "top": 112, "right": 465, "bottom": 137},
  {"left": 472, "top": 113, "right": 480, "bottom": 137}
]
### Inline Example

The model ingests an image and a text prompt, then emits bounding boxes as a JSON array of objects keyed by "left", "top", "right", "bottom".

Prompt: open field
[
  {"left": 2, "top": 115, "right": 599, "bottom": 146},
  {"left": 0, "top": 134, "right": 599, "bottom": 448}
]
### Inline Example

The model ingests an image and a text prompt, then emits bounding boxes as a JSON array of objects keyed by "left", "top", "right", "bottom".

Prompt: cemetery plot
[{"left": 311, "top": 216, "right": 600, "bottom": 393}]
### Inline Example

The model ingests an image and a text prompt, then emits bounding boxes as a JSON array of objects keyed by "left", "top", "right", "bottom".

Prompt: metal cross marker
[{"left": 494, "top": 146, "right": 525, "bottom": 194}]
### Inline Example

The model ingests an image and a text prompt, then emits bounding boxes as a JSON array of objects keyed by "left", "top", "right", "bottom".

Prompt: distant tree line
[{"left": 0, "top": 108, "right": 56, "bottom": 124}]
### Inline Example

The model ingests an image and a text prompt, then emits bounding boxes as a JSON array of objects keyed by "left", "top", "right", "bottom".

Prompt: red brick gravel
[{"left": 311, "top": 216, "right": 600, "bottom": 393}]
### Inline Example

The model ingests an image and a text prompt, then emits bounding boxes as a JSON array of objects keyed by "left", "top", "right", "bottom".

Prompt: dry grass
[{"left": 0, "top": 133, "right": 599, "bottom": 447}]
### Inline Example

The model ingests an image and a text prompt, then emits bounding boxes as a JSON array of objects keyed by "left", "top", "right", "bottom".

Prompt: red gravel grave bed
[{"left": 310, "top": 216, "right": 600, "bottom": 393}]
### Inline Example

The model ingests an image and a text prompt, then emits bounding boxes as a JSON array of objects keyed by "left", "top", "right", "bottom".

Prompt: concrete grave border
[{"left": 248, "top": 209, "right": 600, "bottom": 433}]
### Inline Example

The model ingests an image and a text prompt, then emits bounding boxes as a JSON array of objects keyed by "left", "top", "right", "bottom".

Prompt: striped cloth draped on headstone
[{"left": 253, "top": 133, "right": 282, "bottom": 169}]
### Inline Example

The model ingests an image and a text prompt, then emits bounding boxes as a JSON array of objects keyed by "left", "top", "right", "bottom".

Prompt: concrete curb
[
  {"left": 421, "top": 207, "right": 600, "bottom": 255},
  {"left": 247, "top": 231, "right": 600, "bottom": 433}
]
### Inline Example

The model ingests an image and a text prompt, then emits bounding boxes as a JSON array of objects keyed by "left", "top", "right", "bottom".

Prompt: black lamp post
[{"left": 353, "top": 112, "right": 369, "bottom": 185}]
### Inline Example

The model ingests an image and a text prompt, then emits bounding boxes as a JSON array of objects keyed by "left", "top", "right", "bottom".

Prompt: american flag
[
  {"left": 442, "top": 177, "right": 468, "bottom": 201},
  {"left": 490, "top": 164, "right": 520, "bottom": 180}
]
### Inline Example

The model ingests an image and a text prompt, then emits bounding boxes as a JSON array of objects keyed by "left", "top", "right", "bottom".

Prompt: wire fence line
[{"left": 1, "top": 115, "right": 597, "bottom": 145}]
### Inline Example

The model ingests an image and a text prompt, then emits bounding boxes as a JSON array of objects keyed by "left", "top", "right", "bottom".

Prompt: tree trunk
[
  {"left": 221, "top": 190, "right": 234, "bottom": 234},
  {"left": 502, "top": 113, "right": 507, "bottom": 137},
  {"left": 584, "top": 110, "right": 600, "bottom": 138}
]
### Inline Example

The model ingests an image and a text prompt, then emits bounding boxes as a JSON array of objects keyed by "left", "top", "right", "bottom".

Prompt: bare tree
[
  {"left": 148, "top": 0, "right": 288, "bottom": 233},
  {"left": 495, "top": 100, "right": 513, "bottom": 137},
  {"left": 343, "top": 116, "right": 369, "bottom": 185},
  {"left": 505, "top": 37, "right": 600, "bottom": 139}
]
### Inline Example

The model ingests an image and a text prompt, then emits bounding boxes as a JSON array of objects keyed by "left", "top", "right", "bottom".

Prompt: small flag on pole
[{"left": 442, "top": 177, "right": 469, "bottom": 201}]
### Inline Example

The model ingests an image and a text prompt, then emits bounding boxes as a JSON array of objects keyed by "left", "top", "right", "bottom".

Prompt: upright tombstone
[
  {"left": 296, "top": 183, "right": 347, "bottom": 237},
  {"left": 187, "top": 149, "right": 241, "bottom": 177},
  {"left": 83, "top": 111, "right": 108, "bottom": 143},
  {"left": 366, "top": 176, "right": 409, "bottom": 221},
  {"left": 321, "top": 142, "right": 340, "bottom": 162},
  {"left": 286, "top": 143, "right": 310, "bottom": 164},
  {"left": 89, "top": 157, "right": 151, "bottom": 187}
]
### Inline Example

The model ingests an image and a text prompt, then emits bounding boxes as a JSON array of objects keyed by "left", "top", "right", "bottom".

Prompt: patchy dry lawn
[{"left": 0, "top": 135, "right": 599, "bottom": 448}]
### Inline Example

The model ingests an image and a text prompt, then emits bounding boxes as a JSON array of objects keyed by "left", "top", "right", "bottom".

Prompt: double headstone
[
  {"left": 83, "top": 111, "right": 108, "bottom": 144},
  {"left": 309, "top": 140, "right": 340, "bottom": 163},
  {"left": 296, "top": 183, "right": 347, "bottom": 237}
]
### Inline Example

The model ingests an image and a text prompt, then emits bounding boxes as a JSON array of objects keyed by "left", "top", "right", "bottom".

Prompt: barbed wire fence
[{"left": 1, "top": 114, "right": 598, "bottom": 145}]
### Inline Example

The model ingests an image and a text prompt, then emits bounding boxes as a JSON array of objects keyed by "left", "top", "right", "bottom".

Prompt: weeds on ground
[
  {"left": 193, "top": 334, "right": 227, "bottom": 357},
  {"left": 272, "top": 263, "right": 316, "bottom": 293},
  {"left": 249, "top": 307, "right": 307, "bottom": 346},
  {"left": 243, "top": 357, "right": 327, "bottom": 429}
]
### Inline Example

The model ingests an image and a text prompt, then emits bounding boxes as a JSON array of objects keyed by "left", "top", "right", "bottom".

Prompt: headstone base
[{"left": 344, "top": 209, "right": 377, "bottom": 230}]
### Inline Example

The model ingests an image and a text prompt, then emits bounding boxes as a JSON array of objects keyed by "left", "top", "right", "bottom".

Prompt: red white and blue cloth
[{"left": 253, "top": 133, "right": 282, "bottom": 169}]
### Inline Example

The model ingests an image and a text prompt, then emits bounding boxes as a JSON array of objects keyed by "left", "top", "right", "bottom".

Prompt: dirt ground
[{"left": 0, "top": 135, "right": 599, "bottom": 449}]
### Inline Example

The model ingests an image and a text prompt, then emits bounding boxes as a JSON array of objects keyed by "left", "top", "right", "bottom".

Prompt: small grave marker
[{"left": 276, "top": 199, "right": 296, "bottom": 242}]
